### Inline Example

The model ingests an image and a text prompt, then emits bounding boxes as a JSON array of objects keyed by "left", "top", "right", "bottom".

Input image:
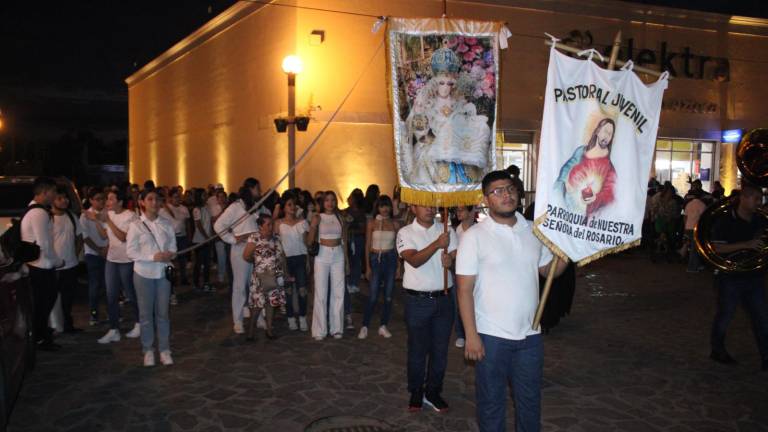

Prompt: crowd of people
[{"left": 13, "top": 166, "right": 767, "bottom": 431}]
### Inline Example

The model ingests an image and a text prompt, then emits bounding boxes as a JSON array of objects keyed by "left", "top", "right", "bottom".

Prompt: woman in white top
[
  {"left": 211, "top": 189, "right": 230, "bottom": 285},
  {"left": 98, "top": 189, "right": 140, "bottom": 345},
  {"left": 359, "top": 195, "right": 400, "bottom": 339},
  {"left": 160, "top": 188, "right": 191, "bottom": 286},
  {"left": 308, "top": 191, "right": 348, "bottom": 340},
  {"left": 50, "top": 187, "right": 84, "bottom": 333},
  {"left": 213, "top": 183, "right": 259, "bottom": 334},
  {"left": 81, "top": 188, "right": 109, "bottom": 325},
  {"left": 126, "top": 189, "right": 178, "bottom": 367},
  {"left": 273, "top": 193, "right": 310, "bottom": 331},
  {"left": 191, "top": 188, "right": 213, "bottom": 291}
]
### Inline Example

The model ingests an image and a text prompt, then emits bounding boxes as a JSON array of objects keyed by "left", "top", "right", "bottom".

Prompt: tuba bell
[{"left": 694, "top": 128, "right": 768, "bottom": 272}]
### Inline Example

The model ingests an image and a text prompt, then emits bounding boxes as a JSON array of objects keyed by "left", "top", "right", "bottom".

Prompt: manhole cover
[{"left": 304, "top": 415, "right": 402, "bottom": 432}]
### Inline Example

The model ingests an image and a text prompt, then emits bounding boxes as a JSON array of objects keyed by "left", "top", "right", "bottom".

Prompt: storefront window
[
  {"left": 654, "top": 138, "right": 715, "bottom": 194},
  {"left": 496, "top": 131, "right": 534, "bottom": 206}
]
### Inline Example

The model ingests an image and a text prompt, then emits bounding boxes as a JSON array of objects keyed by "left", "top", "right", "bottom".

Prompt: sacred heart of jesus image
[{"left": 554, "top": 116, "right": 617, "bottom": 220}]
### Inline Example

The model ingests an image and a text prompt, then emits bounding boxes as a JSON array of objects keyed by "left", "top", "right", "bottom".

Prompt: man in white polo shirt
[
  {"left": 457, "top": 170, "right": 567, "bottom": 432},
  {"left": 397, "top": 205, "right": 457, "bottom": 413}
]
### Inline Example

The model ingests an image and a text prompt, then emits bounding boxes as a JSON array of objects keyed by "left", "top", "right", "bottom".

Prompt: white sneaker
[
  {"left": 143, "top": 351, "right": 155, "bottom": 367},
  {"left": 287, "top": 317, "right": 298, "bottom": 331},
  {"left": 313, "top": 335, "right": 324, "bottom": 341},
  {"left": 257, "top": 313, "right": 266, "bottom": 329},
  {"left": 345, "top": 314, "right": 354, "bottom": 330},
  {"left": 298, "top": 316, "right": 308, "bottom": 332},
  {"left": 348, "top": 285, "right": 359, "bottom": 294},
  {"left": 98, "top": 329, "right": 121, "bottom": 344},
  {"left": 126, "top": 323, "right": 141, "bottom": 338},
  {"left": 233, "top": 322, "right": 244, "bottom": 334},
  {"left": 243, "top": 307, "right": 251, "bottom": 319},
  {"left": 378, "top": 325, "right": 392, "bottom": 338},
  {"left": 358, "top": 327, "right": 368, "bottom": 339},
  {"left": 170, "top": 294, "right": 178, "bottom": 306},
  {"left": 455, "top": 337, "right": 465, "bottom": 348},
  {"left": 332, "top": 333, "right": 343, "bottom": 339},
  {"left": 159, "top": 351, "right": 174, "bottom": 366}
]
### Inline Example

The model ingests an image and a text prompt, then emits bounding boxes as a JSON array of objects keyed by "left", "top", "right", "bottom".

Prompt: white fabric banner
[{"left": 533, "top": 47, "right": 668, "bottom": 265}]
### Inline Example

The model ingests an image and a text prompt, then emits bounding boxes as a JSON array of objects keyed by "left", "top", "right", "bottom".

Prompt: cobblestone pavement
[{"left": 8, "top": 251, "right": 768, "bottom": 432}]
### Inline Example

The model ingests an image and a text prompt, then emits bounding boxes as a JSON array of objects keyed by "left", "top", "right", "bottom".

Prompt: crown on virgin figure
[{"left": 431, "top": 44, "right": 461, "bottom": 75}]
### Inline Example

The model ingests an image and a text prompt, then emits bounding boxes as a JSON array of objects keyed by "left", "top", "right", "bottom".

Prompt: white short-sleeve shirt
[
  {"left": 396, "top": 220, "right": 457, "bottom": 291},
  {"left": 192, "top": 206, "right": 212, "bottom": 243},
  {"left": 53, "top": 212, "right": 83, "bottom": 270},
  {"left": 106, "top": 210, "right": 138, "bottom": 263},
  {"left": 80, "top": 209, "right": 108, "bottom": 256},
  {"left": 456, "top": 213, "right": 553, "bottom": 340}
]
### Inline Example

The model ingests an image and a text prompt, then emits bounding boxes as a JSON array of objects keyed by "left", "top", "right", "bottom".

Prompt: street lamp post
[{"left": 282, "top": 55, "right": 303, "bottom": 189}]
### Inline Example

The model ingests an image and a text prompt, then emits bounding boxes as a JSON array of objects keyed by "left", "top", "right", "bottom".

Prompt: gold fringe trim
[
  {"left": 533, "top": 214, "right": 642, "bottom": 267},
  {"left": 401, "top": 187, "right": 482, "bottom": 207}
]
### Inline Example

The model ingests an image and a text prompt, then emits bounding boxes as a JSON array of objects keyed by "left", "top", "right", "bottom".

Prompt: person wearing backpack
[
  {"left": 51, "top": 186, "right": 84, "bottom": 333},
  {"left": 21, "top": 176, "right": 64, "bottom": 351}
]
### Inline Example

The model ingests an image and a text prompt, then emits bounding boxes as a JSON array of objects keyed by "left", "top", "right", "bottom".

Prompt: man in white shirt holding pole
[
  {"left": 457, "top": 170, "right": 567, "bottom": 432},
  {"left": 397, "top": 205, "right": 457, "bottom": 413}
]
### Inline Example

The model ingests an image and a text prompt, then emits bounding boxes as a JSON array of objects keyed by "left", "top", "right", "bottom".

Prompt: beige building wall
[{"left": 127, "top": 0, "right": 768, "bottom": 199}]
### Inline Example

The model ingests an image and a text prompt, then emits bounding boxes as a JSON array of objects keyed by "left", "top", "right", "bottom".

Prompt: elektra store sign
[{"left": 561, "top": 30, "right": 730, "bottom": 82}]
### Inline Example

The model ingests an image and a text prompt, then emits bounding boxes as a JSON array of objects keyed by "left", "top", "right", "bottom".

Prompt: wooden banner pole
[{"left": 532, "top": 256, "right": 559, "bottom": 330}]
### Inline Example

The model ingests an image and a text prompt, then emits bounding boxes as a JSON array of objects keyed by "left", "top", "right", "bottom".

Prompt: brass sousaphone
[{"left": 694, "top": 128, "right": 768, "bottom": 272}]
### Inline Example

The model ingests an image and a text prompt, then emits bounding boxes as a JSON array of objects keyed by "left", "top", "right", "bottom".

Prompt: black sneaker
[
  {"left": 423, "top": 392, "right": 449, "bottom": 412},
  {"left": 710, "top": 350, "right": 738, "bottom": 365},
  {"left": 408, "top": 390, "right": 424, "bottom": 412}
]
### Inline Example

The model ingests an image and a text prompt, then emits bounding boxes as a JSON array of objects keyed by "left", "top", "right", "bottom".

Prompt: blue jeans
[
  {"left": 363, "top": 250, "right": 397, "bottom": 327},
  {"left": 286, "top": 255, "right": 308, "bottom": 317},
  {"left": 105, "top": 261, "right": 137, "bottom": 329},
  {"left": 711, "top": 276, "right": 768, "bottom": 360},
  {"left": 134, "top": 274, "right": 171, "bottom": 353},
  {"left": 347, "top": 234, "right": 365, "bottom": 288},
  {"left": 476, "top": 333, "right": 543, "bottom": 432},
  {"left": 404, "top": 292, "right": 454, "bottom": 394},
  {"left": 85, "top": 254, "right": 106, "bottom": 319}
]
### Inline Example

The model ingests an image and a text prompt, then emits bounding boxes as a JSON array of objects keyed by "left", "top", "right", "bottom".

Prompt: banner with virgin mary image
[
  {"left": 533, "top": 46, "right": 668, "bottom": 265},
  {"left": 388, "top": 18, "right": 510, "bottom": 206}
]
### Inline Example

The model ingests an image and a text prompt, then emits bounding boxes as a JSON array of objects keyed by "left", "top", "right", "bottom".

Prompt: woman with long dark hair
[
  {"left": 274, "top": 192, "right": 310, "bottom": 331},
  {"left": 98, "top": 189, "right": 140, "bottom": 345},
  {"left": 126, "top": 189, "right": 177, "bottom": 366},
  {"left": 359, "top": 195, "right": 399, "bottom": 339},
  {"left": 191, "top": 188, "right": 213, "bottom": 291},
  {"left": 308, "top": 191, "right": 349, "bottom": 340}
]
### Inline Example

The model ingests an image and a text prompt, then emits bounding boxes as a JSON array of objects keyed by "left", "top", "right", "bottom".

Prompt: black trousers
[
  {"left": 56, "top": 267, "right": 79, "bottom": 330},
  {"left": 29, "top": 266, "right": 58, "bottom": 343}
]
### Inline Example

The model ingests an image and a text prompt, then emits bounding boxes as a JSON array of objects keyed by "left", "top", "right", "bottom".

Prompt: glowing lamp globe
[{"left": 282, "top": 55, "right": 303, "bottom": 75}]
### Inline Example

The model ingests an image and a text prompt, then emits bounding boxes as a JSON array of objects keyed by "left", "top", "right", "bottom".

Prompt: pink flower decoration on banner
[
  {"left": 472, "top": 45, "right": 484, "bottom": 54},
  {"left": 473, "top": 88, "right": 484, "bottom": 98},
  {"left": 470, "top": 64, "right": 485, "bottom": 80},
  {"left": 456, "top": 43, "right": 469, "bottom": 53},
  {"left": 463, "top": 51, "right": 477, "bottom": 62},
  {"left": 473, "top": 59, "right": 486, "bottom": 67},
  {"left": 447, "top": 37, "right": 458, "bottom": 48},
  {"left": 465, "top": 37, "right": 477, "bottom": 45},
  {"left": 462, "top": 63, "right": 472, "bottom": 72}
]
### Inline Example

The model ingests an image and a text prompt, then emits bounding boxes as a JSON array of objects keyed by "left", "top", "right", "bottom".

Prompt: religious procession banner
[
  {"left": 533, "top": 46, "right": 668, "bottom": 265},
  {"left": 387, "top": 18, "right": 510, "bottom": 206}
]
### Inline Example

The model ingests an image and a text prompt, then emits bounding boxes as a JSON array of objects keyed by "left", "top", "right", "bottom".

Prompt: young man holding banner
[
  {"left": 397, "top": 205, "right": 457, "bottom": 412},
  {"left": 457, "top": 170, "right": 567, "bottom": 431}
]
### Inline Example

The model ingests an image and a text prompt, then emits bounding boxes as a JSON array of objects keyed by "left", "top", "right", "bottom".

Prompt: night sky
[{"left": 0, "top": 0, "right": 764, "bottom": 175}]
